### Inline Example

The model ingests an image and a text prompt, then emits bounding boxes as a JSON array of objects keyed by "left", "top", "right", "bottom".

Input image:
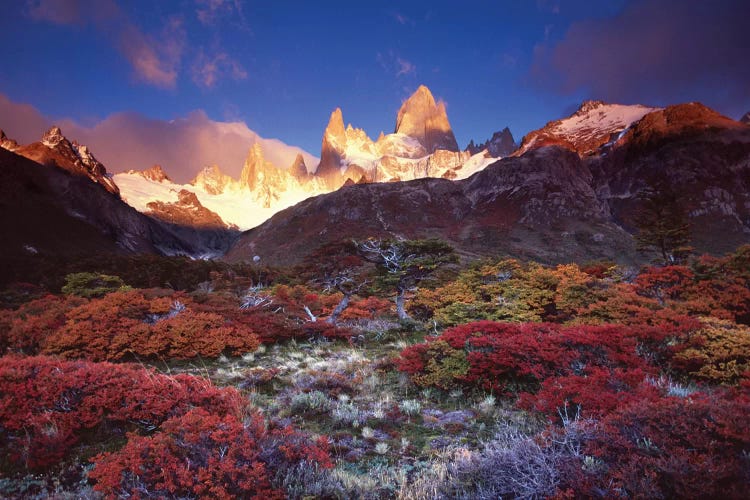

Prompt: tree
[
  {"left": 633, "top": 181, "right": 692, "bottom": 265},
  {"left": 356, "top": 238, "right": 457, "bottom": 320}
]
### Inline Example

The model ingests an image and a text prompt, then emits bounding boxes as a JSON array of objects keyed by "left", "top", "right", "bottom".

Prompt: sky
[{"left": 1, "top": 0, "right": 748, "bottom": 182}]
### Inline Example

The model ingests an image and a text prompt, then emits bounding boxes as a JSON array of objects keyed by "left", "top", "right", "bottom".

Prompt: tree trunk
[
  {"left": 326, "top": 293, "right": 351, "bottom": 325},
  {"left": 395, "top": 288, "right": 409, "bottom": 320}
]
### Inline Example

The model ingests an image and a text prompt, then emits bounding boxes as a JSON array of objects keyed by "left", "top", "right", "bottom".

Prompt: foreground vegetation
[{"left": 1, "top": 242, "right": 749, "bottom": 498}]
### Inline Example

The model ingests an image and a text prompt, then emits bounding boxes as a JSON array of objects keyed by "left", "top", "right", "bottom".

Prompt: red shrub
[
  {"left": 0, "top": 355, "right": 242, "bottom": 472},
  {"left": 90, "top": 409, "right": 283, "bottom": 500},
  {"left": 36, "top": 291, "right": 259, "bottom": 361},
  {"left": 90, "top": 409, "right": 332, "bottom": 499},
  {"left": 634, "top": 265, "right": 694, "bottom": 302},
  {"left": 398, "top": 321, "right": 661, "bottom": 393},
  {"left": 2, "top": 294, "right": 85, "bottom": 354},
  {"left": 570, "top": 390, "right": 750, "bottom": 499}
]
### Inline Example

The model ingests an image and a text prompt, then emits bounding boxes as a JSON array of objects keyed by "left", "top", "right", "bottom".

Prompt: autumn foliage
[
  {"left": 0, "top": 355, "right": 242, "bottom": 472},
  {"left": 89, "top": 408, "right": 332, "bottom": 499}
]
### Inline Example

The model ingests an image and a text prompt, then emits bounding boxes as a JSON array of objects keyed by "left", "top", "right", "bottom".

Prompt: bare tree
[{"left": 356, "top": 238, "right": 456, "bottom": 320}]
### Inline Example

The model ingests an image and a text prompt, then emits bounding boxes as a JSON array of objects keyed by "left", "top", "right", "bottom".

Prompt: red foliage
[
  {"left": 0, "top": 355, "right": 242, "bottom": 472},
  {"left": 31, "top": 290, "right": 260, "bottom": 361},
  {"left": 398, "top": 321, "right": 663, "bottom": 393},
  {"left": 90, "top": 409, "right": 284, "bottom": 500},
  {"left": 634, "top": 265, "right": 694, "bottom": 302},
  {"left": 340, "top": 296, "right": 393, "bottom": 320},
  {"left": 567, "top": 390, "right": 750, "bottom": 499},
  {"left": 90, "top": 409, "right": 332, "bottom": 499},
  {"left": 1, "top": 294, "right": 85, "bottom": 354}
]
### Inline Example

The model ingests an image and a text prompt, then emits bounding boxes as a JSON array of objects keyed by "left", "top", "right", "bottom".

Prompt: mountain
[
  {"left": 225, "top": 101, "right": 750, "bottom": 266},
  {"left": 314, "top": 86, "right": 495, "bottom": 187},
  {"left": 0, "top": 146, "right": 196, "bottom": 261},
  {"left": 0, "top": 128, "right": 244, "bottom": 259},
  {"left": 395, "top": 85, "right": 459, "bottom": 152},
  {"left": 517, "top": 101, "right": 659, "bottom": 156},
  {"left": 110, "top": 85, "right": 507, "bottom": 233},
  {"left": 135, "top": 165, "right": 172, "bottom": 183},
  {"left": 13, "top": 126, "right": 121, "bottom": 196},
  {"left": 466, "top": 127, "right": 516, "bottom": 156},
  {"left": 190, "top": 165, "right": 238, "bottom": 195},
  {"left": 0, "top": 130, "right": 19, "bottom": 151},
  {"left": 739, "top": 111, "right": 750, "bottom": 125}
]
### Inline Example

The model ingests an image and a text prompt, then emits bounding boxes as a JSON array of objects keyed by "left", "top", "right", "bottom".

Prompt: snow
[
  {"left": 553, "top": 103, "right": 659, "bottom": 146},
  {"left": 454, "top": 151, "right": 501, "bottom": 180},
  {"left": 114, "top": 172, "right": 323, "bottom": 231}
]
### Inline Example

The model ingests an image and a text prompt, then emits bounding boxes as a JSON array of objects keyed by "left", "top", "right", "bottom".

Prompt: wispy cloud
[
  {"left": 27, "top": 0, "right": 185, "bottom": 88},
  {"left": 396, "top": 58, "right": 416, "bottom": 77},
  {"left": 195, "top": 0, "right": 247, "bottom": 28},
  {"left": 192, "top": 48, "right": 248, "bottom": 89},
  {"left": 377, "top": 51, "right": 417, "bottom": 79},
  {"left": 118, "top": 17, "right": 185, "bottom": 88}
]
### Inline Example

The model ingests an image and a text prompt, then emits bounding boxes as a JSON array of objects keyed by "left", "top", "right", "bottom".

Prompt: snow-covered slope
[
  {"left": 518, "top": 101, "right": 660, "bottom": 155},
  {"left": 114, "top": 169, "right": 325, "bottom": 231}
]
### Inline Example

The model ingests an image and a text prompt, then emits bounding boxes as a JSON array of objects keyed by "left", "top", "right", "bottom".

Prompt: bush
[
  {"left": 39, "top": 290, "right": 260, "bottom": 361},
  {"left": 398, "top": 321, "right": 661, "bottom": 393},
  {"left": 0, "top": 355, "right": 242, "bottom": 473},
  {"left": 90, "top": 409, "right": 284, "bottom": 499},
  {"left": 61, "top": 272, "right": 129, "bottom": 298}
]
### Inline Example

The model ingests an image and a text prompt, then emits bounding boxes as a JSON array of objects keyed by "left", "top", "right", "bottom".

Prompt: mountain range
[{"left": 1, "top": 86, "right": 749, "bottom": 269}]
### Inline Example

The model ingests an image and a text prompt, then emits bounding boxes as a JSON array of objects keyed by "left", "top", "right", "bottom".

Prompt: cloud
[
  {"left": 196, "top": 0, "right": 247, "bottom": 27},
  {"left": 396, "top": 58, "right": 416, "bottom": 77},
  {"left": 529, "top": 0, "right": 750, "bottom": 117},
  {"left": 118, "top": 17, "right": 185, "bottom": 88},
  {"left": 377, "top": 51, "right": 417, "bottom": 79},
  {"left": 191, "top": 49, "right": 248, "bottom": 89},
  {"left": 27, "top": 0, "right": 185, "bottom": 88},
  {"left": 0, "top": 93, "right": 318, "bottom": 183}
]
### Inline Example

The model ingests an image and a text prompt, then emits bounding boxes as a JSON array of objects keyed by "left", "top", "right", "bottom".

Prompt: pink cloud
[
  {"left": 0, "top": 93, "right": 318, "bottom": 183},
  {"left": 396, "top": 58, "right": 416, "bottom": 77},
  {"left": 191, "top": 49, "right": 248, "bottom": 89},
  {"left": 27, "top": 0, "right": 184, "bottom": 89}
]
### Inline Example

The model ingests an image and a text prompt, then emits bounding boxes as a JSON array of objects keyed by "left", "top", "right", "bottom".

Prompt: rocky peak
[
  {"left": 395, "top": 85, "right": 459, "bottom": 153},
  {"left": 575, "top": 100, "right": 607, "bottom": 115},
  {"left": 325, "top": 108, "right": 346, "bottom": 144},
  {"left": 140, "top": 165, "right": 172, "bottom": 183},
  {"left": 0, "top": 130, "right": 19, "bottom": 151},
  {"left": 146, "top": 188, "right": 231, "bottom": 230},
  {"left": 29, "top": 126, "right": 120, "bottom": 196},
  {"left": 41, "top": 126, "right": 65, "bottom": 148},
  {"left": 289, "top": 153, "right": 309, "bottom": 180},
  {"left": 190, "top": 164, "right": 236, "bottom": 195},
  {"left": 467, "top": 127, "right": 516, "bottom": 157},
  {"left": 740, "top": 112, "right": 750, "bottom": 125}
]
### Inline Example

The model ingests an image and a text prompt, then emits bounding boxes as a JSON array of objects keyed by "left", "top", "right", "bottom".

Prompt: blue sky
[{"left": 1, "top": 0, "right": 748, "bottom": 178}]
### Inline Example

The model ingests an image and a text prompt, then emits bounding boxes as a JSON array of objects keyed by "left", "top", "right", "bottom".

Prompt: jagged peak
[
  {"left": 395, "top": 84, "right": 458, "bottom": 152},
  {"left": 139, "top": 164, "right": 172, "bottom": 183},
  {"left": 739, "top": 111, "right": 750, "bottom": 124},
  {"left": 575, "top": 100, "right": 607, "bottom": 115},
  {"left": 42, "top": 126, "right": 66, "bottom": 148},
  {"left": 326, "top": 107, "right": 346, "bottom": 137},
  {"left": 0, "top": 129, "right": 19, "bottom": 151}
]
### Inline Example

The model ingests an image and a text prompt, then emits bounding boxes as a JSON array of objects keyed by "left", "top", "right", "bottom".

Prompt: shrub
[
  {"left": 61, "top": 272, "right": 129, "bottom": 298},
  {"left": 90, "top": 408, "right": 333, "bottom": 499},
  {"left": 39, "top": 290, "right": 259, "bottom": 361},
  {"left": 90, "top": 409, "right": 283, "bottom": 499},
  {"left": 571, "top": 391, "right": 750, "bottom": 499},
  {"left": 670, "top": 317, "right": 750, "bottom": 384},
  {"left": 1, "top": 294, "right": 85, "bottom": 354},
  {"left": 0, "top": 355, "right": 242, "bottom": 473},
  {"left": 398, "top": 321, "right": 669, "bottom": 394}
]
